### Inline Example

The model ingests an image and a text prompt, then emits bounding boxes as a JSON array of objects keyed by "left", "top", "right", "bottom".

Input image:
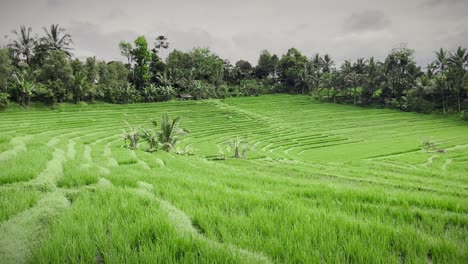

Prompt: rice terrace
[
  {"left": 1, "top": 0, "right": 468, "bottom": 263},
  {"left": 0, "top": 95, "right": 466, "bottom": 263}
]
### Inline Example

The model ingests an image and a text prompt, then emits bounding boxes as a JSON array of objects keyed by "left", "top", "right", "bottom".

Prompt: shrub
[
  {"left": 226, "top": 137, "right": 251, "bottom": 159},
  {"left": 460, "top": 110, "right": 468, "bottom": 121},
  {"left": 421, "top": 137, "right": 443, "bottom": 152},
  {"left": 0, "top": 92, "right": 9, "bottom": 106},
  {"left": 138, "top": 112, "right": 189, "bottom": 153},
  {"left": 140, "top": 128, "right": 159, "bottom": 152},
  {"left": 122, "top": 123, "right": 141, "bottom": 150}
]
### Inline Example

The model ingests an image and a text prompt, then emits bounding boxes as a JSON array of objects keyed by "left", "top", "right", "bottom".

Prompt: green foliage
[
  {"left": 0, "top": 49, "right": 13, "bottom": 92},
  {"left": 157, "top": 112, "right": 188, "bottom": 152},
  {"left": 122, "top": 123, "right": 141, "bottom": 150},
  {"left": 118, "top": 41, "right": 133, "bottom": 65},
  {"left": 140, "top": 127, "right": 159, "bottom": 152},
  {"left": 0, "top": 92, "right": 10, "bottom": 106},
  {"left": 7, "top": 26, "right": 36, "bottom": 64},
  {"left": 37, "top": 50, "right": 73, "bottom": 102},
  {"left": 13, "top": 68, "right": 36, "bottom": 106},
  {"left": 279, "top": 48, "right": 308, "bottom": 89},
  {"left": 40, "top": 24, "right": 74, "bottom": 58},
  {"left": 255, "top": 50, "right": 278, "bottom": 79},
  {"left": 2, "top": 23, "right": 467, "bottom": 116},
  {"left": 226, "top": 137, "right": 251, "bottom": 159},
  {"left": 460, "top": 110, "right": 468, "bottom": 121},
  {"left": 133, "top": 112, "right": 189, "bottom": 153},
  {"left": 421, "top": 137, "right": 437, "bottom": 152},
  {"left": 132, "top": 36, "right": 152, "bottom": 89}
]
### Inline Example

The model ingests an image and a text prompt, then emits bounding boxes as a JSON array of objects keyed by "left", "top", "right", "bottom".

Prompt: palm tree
[
  {"left": 8, "top": 26, "right": 37, "bottom": 64},
  {"left": 156, "top": 112, "right": 188, "bottom": 152},
  {"left": 153, "top": 35, "right": 169, "bottom": 55},
  {"left": 340, "top": 60, "right": 353, "bottom": 98},
  {"left": 346, "top": 71, "right": 360, "bottom": 104},
  {"left": 433, "top": 74, "right": 447, "bottom": 114},
  {"left": 447, "top": 46, "right": 468, "bottom": 111},
  {"left": 72, "top": 71, "right": 88, "bottom": 103},
  {"left": 41, "top": 24, "right": 74, "bottom": 57},
  {"left": 321, "top": 54, "right": 334, "bottom": 73},
  {"left": 434, "top": 48, "right": 450, "bottom": 73},
  {"left": 363, "top": 57, "right": 380, "bottom": 103}
]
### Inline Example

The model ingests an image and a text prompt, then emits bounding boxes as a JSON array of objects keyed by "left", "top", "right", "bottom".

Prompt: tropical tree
[
  {"left": 13, "top": 68, "right": 36, "bottom": 106},
  {"left": 255, "top": 50, "right": 278, "bottom": 79},
  {"left": 235, "top": 60, "right": 253, "bottom": 78},
  {"left": 433, "top": 74, "right": 448, "bottom": 114},
  {"left": 321, "top": 54, "right": 334, "bottom": 73},
  {"left": 119, "top": 41, "right": 133, "bottom": 66},
  {"left": 8, "top": 26, "right": 37, "bottom": 64},
  {"left": 38, "top": 50, "right": 74, "bottom": 102},
  {"left": 0, "top": 49, "right": 13, "bottom": 93},
  {"left": 132, "top": 36, "right": 152, "bottom": 89},
  {"left": 362, "top": 57, "right": 380, "bottom": 104},
  {"left": 72, "top": 71, "right": 89, "bottom": 103},
  {"left": 153, "top": 35, "right": 169, "bottom": 55},
  {"left": 446, "top": 47, "right": 468, "bottom": 111},
  {"left": 278, "top": 48, "right": 307, "bottom": 92},
  {"left": 156, "top": 112, "right": 188, "bottom": 152},
  {"left": 41, "top": 24, "right": 74, "bottom": 57},
  {"left": 434, "top": 48, "right": 450, "bottom": 74}
]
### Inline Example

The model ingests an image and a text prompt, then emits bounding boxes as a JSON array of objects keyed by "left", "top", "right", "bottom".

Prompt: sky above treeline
[{"left": 0, "top": 0, "right": 467, "bottom": 67}]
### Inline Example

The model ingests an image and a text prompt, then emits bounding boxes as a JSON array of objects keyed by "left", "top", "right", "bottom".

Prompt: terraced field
[{"left": 0, "top": 94, "right": 467, "bottom": 263}]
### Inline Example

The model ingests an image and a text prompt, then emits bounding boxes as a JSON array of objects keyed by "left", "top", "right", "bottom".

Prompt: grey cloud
[
  {"left": 107, "top": 8, "right": 128, "bottom": 20},
  {"left": 0, "top": 0, "right": 466, "bottom": 66},
  {"left": 68, "top": 21, "right": 138, "bottom": 61},
  {"left": 423, "top": 0, "right": 466, "bottom": 6},
  {"left": 343, "top": 10, "right": 391, "bottom": 32},
  {"left": 46, "top": 0, "right": 66, "bottom": 7},
  {"left": 166, "top": 29, "right": 214, "bottom": 51}
]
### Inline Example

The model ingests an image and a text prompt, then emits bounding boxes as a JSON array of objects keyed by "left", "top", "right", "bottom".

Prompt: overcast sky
[{"left": 1, "top": 0, "right": 467, "bottom": 66}]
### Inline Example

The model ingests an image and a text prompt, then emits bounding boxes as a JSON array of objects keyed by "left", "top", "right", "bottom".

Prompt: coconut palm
[
  {"left": 448, "top": 46, "right": 468, "bottom": 67},
  {"left": 346, "top": 71, "right": 361, "bottom": 104},
  {"left": 321, "top": 54, "right": 334, "bottom": 73},
  {"left": 156, "top": 112, "right": 188, "bottom": 152},
  {"left": 434, "top": 48, "right": 450, "bottom": 73},
  {"left": 8, "top": 26, "right": 37, "bottom": 64},
  {"left": 447, "top": 46, "right": 467, "bottom": 111},
  {"left": 433, "top": 74, "right": 447, "bottom": 114},
  {"left": 153, "top": 35, "right": 169, "bottom": 55},
  {"left": 41, "top": 24, "right": 74, "bottom": 57}
]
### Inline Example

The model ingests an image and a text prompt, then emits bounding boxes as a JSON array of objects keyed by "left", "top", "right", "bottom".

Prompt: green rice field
[{"left": 0, "top": 94, "right": 467, "bottom": 263}]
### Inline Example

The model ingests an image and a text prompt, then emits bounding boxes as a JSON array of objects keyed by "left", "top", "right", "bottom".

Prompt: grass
[{"left": 0, "top": 94, "right": 467, "bottom": 263}]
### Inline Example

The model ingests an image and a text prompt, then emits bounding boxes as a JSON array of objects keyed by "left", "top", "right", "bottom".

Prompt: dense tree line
[{"left": 0, "top": 24, "right": 467, "bottom": 119}]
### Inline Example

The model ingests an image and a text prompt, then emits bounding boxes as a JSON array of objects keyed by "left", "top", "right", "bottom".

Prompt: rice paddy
[{"left": 0, "top": 94, "right": 467, "bottom": 263}]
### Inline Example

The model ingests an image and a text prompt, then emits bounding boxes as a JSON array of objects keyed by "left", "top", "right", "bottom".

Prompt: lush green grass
[{"left": 0, "top": 95, "right": 467, "bottom": 263}]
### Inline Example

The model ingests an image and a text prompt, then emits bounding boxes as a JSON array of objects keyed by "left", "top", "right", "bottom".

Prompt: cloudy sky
[{"left": 1, "top": 0, "right": 467, "bottom": 66}]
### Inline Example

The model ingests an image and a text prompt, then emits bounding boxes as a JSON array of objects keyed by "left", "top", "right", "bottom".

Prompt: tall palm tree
[
  {"left": 8, "top": 26, "right": 37, "bottom": 64},
  {"left": 363, "top": 57, "right": 379, "bottom": 103},
  {"left": 434, "top": 48, "right": 450, "bottom": 73},
  {"left": 321, "top": 54, "right": 334, "bottom": 73},
  {"left": 448, "top": 46, "right": 468, "bottom": 67},
  {"left": 41, "top": 24, "right": 74, "bottom": 57},
  {"left": 447, "top": 46, "right": 467, "bottom": 111},
  {"left": 433, "top": 74, "right": 447, "bottom": 114}
]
